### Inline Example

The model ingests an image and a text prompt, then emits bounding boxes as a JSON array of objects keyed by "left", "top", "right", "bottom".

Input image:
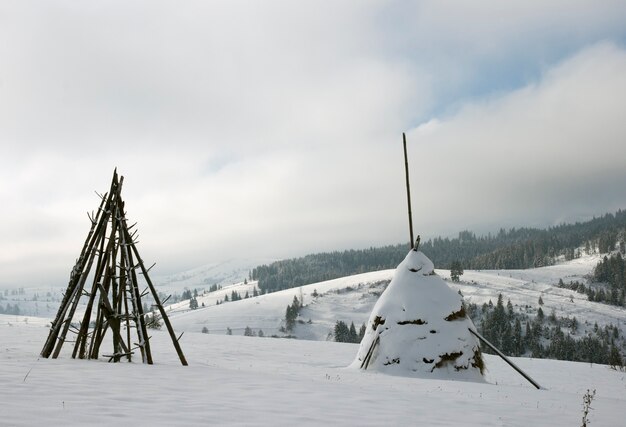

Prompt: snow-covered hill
[
  {"left": 167, "top": 253, "right": 626, "bottom": 345},
  {"left": 167, "top": 270, "right": 393, "bottom": 337},
  {"left": 152, "top": 257, "right": 268, "bottom": 292},
  {"left": 1, "top": 317, "right": 625, "bottom": 426}
]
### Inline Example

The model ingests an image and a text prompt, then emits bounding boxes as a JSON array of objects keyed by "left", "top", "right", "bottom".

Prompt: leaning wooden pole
[
  {"left": 41, "top": 192, "right": 110, "bottom": 358},
  {"left": 403, "top": 132, "right": 414, "bottom": 250},
  {"left": 127, "top": 238, "right": 188, "bottom": 366},
  {"left": 468, "top": 328, "right": 542, "bottom": 389}
]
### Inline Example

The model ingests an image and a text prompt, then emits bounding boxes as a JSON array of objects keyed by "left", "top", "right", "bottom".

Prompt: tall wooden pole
[{"left": 403, "top": 132, "right": 414, "bottom": 250}]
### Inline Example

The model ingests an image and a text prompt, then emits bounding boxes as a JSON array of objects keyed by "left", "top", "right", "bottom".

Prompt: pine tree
[
  {"left": 146, "top": 311, "right": 162, "bottom": 330},
  {"left": 513, "top": 318, "right": 523, "bottom": 356},
  {"left": 450, "top": 260, "right": 463, "bottom": 282},
  {"left": 334, "top": 321, "right": 350, "bottom": 342},
  {"left": 506, "top": 299, "right": 514, "bottom": 319},
  {"left": 359, "top": 323, "right": 366, "bottom": 340},
  {"left": 537, "top": 307, "right": 544, "bottom": 322},
  {"left": 349, "top": 322, "right": 358, "bottom": 343}
]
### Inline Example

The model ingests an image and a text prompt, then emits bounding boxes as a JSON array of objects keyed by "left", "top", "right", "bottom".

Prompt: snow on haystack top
[{"left": 351, "top": 249, "right": 485, "bottom": 382}]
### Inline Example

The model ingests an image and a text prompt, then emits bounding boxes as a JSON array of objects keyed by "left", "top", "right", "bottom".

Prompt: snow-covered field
[
  {"left": 2, "top": 253, "right": 626, "bottom": 425},
  {"left": 1, "top": 316, "right": 625, "bottom": 426}
]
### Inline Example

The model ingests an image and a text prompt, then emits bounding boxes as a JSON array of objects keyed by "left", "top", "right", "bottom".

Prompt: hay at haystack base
[{"left": 41, "top": 170, "right": 187, "bottom": 366}]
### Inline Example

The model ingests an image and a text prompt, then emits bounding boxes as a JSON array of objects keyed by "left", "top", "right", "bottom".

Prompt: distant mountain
[
  {"left": 153, "top": 257, "right": 271, "bottom": 291},
  {"left": 251, "top": 209, "right": 626, "bottom": 293}
]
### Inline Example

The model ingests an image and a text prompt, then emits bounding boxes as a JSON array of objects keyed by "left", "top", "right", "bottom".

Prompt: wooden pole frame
[{"left": 41, "top": 169, "right": 187, "bottom": 366}]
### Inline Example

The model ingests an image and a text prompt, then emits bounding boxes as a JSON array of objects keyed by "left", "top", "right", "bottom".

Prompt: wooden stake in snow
[{"left": 41, "top": 169, "right": 188, "bottom": 366}]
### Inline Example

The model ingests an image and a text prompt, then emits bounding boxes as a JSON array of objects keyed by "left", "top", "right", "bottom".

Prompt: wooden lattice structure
[{"left": 41, "top": 170, "right": 187, "bottom": 365}]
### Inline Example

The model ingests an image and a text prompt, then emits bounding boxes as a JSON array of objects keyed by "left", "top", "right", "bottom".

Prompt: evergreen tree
[
  {"left": 359, "top": 323, "right": 366, "bottom": 340},
  {"left": 146, "top": 312, "right": 162, "bottom": 329},
  {"left": 284, "top": 296, "right": 301, "bottom": 332},
  {"left": 450, "top": 261, "right": 464, "bottom": 282},
  {"left": 349, "top": 322, "right": 358, "bottom": 343},
  {"left": 334, "top": 321, "right": 350, "bottom": 343},
  {"left": 537, "top": 307, "right": 544, "bottom": 322},
  {"left": 513, "top": 318, "right": 523, "bottom": 356}
]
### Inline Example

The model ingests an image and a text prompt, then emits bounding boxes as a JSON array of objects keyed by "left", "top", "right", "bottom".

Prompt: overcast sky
[{"left": 2, "top": 1, "right": 626, "bottom": 287}]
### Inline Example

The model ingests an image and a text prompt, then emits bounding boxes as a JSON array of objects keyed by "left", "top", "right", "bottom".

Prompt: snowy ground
[
  {"left": 3, "top": 253, "right": 626, "bottom": 425},
  {"left": 1, "top": 316, "right": 625, "bottom": 426}
]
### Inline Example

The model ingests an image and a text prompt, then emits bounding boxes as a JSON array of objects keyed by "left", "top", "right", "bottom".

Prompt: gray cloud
[
  {"left": 405, "top": 42, "right": 626, "bottom": 233},
  {"left": 1, "top": 1, "right": 625, "bottom": 287}
]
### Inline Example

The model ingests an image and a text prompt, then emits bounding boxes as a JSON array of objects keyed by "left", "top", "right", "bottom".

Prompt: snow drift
[{"left": 351, "top": 249, "right": 485, "bottom": 381}]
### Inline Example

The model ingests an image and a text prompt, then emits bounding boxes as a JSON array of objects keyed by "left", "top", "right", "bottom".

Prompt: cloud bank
[{"left": 0, "top": 1, "right": 625, "bottom": 286}]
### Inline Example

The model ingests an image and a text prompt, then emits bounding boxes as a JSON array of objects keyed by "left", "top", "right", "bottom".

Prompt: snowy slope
[
  {"left": 168, "top": 253, "right": 626, "bottom": 342},
  {"left": 441, "top": 253, "right": 626, "bottom": 339},
  {"left": 1, "top": 317, "right": 625, "bottom": 426},
  {"left": 168, "top": 270, "right": 393, "bottom": 337}
]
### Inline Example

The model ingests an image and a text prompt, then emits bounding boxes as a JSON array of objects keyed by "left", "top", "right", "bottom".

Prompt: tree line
[{"left": 251, "top": 209, "right": 626, "bottom": 293}]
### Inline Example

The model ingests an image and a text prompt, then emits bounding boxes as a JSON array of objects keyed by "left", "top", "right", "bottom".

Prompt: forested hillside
[{"left": 252, "top": 210, "right": 626, "bottom": 293}]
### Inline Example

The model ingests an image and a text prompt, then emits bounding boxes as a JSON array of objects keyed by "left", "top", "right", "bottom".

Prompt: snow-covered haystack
[{"left": 351, "top": 249, "right": 485, "bottom": 381}]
